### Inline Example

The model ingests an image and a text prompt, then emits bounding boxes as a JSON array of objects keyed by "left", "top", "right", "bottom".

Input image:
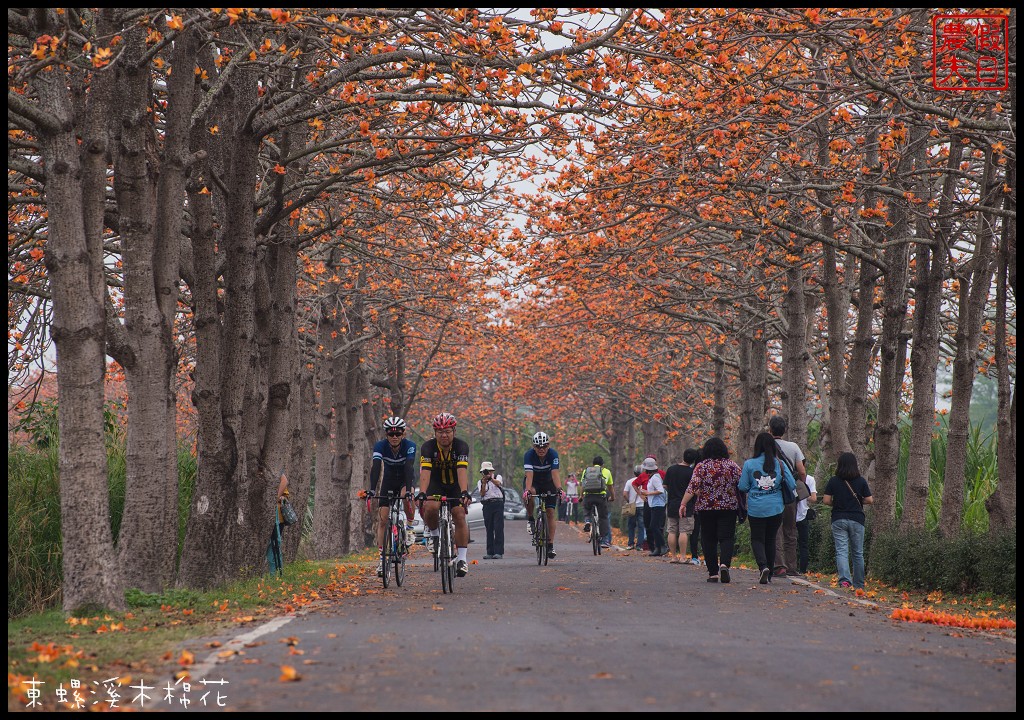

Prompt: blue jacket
[{"left": 738, "top": 454, "right": 796, "bottom": 518}]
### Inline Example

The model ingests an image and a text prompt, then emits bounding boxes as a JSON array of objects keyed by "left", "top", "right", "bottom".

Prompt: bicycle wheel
[
  {"left": 592, "top": 510, "right": 601, "bottom": 555},
  {"left": 432, "top": 534, "right": 439, "bottom": 572},
  {"left": 440, "top": 517, "right": 452, "bottom": 594},
  {"left": 535, "top": 514, "right": 544, "bottom": 565},
  {"left": 445, "top": 521, "right": 457, "bottom": 592},
  {"left": 381, "top": 533, "right": 391, "bottom": 589},
  {"left": 394, "top": 527, "right": 407, "bottom": 587}
]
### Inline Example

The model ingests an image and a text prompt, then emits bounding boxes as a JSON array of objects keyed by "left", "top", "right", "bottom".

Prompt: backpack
[{"left": 581, "top": 465, "right": 605, "bottom": 493}]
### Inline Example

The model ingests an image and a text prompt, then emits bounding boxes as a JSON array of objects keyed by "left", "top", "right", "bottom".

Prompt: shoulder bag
[
  {"left": 280, "top": 497, "right": 299, "bottom": 526},
  {"left": 774, "top": 441, "right": 808, "bottom": 502}
]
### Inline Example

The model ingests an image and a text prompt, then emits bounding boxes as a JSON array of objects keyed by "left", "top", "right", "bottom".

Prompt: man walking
[
  {"left": 769, "top": 415, "right": 807, "bottom": 579},
  {"left": 478, "top": 461, "right": 505, "bottom": 559}
]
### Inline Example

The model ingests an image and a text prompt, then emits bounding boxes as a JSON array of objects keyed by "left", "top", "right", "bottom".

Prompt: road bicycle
[
  {"left": 421, "top": 495, "right": 459, "bottom": 594},
  {"left": 527, "top": 491, "right": 560, "bottom": 566},
  {"left": 366, "top": 491, "right": 411, "bottom": 589}
]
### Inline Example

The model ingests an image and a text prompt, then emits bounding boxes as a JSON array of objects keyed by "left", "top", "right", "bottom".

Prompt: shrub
[{"left": 870, "top": 526, "right": 1016, "bottom": 596}]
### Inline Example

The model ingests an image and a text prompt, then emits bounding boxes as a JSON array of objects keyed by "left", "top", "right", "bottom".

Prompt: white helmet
[
  {"left": 383, "top": 416, "right": 406, "bottom": 431},
  {"left": 532, "top": 431, "right": 550, "bottom": 447}
]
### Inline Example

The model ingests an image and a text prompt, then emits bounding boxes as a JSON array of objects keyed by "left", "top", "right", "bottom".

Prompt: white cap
[
  {"left": 641, "top": 457, "right": 658, "bottom": 471},
  {"left": 480, "top": 461, "right": 495, "bottom": 472}
]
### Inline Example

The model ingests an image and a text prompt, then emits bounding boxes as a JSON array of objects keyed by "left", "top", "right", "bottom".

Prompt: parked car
[{"left": 502, "top": 487, "right": 527, "bottom": 520}]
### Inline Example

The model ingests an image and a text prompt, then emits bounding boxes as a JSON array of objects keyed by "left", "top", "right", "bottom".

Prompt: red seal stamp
[{"left": 932, "top": 14, "right": 1009, "bottom": 91}]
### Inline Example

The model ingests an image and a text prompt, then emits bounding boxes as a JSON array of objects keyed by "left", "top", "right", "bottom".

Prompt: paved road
[{"left": 185, "top": 521, "right": 1016, "bottom": 712}]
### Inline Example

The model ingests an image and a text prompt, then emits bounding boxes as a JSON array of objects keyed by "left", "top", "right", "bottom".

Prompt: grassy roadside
[{"left": 8, "top": 551, "right": 376, "bottom": 711}]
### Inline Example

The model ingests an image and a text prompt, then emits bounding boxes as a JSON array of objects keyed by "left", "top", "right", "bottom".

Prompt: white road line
[{"left": 189, "top": 614, "right": 295, "bottom": 679}]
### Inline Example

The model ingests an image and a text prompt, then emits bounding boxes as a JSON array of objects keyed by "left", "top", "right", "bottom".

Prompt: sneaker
[
  {"left": 527, "top": 520, "right": 536, "bottom": 535},
  {"left": 582, "top": 522, "right": 592, "bottom": 533},
  {"left": 483, "top": 554, "right": 494, "bottom": 560},
  {"left": 456, "top": 560, "right": 468, "bottom": 577},
  {"left": 547, "top": 545, "right": 557, "bottom": 559},
  {"left": 773, "top": 568, "right": 788, "bottom": 579},
  {"left": 789, "top": 570, "right": 805, "bottom": 578},
  {"left": 376, "top": 559, "right": 383, "bottom": 577},
  {"left": 493, "top": 554, "right": 503, "bottom": 559},
  {"left": 720, "top": 565, "right": 731, "bottom": 584},
  {"left": 759, "top": 568, "right": 770, "bottom": 585},
  {"left": 840, "top": 580, "right": 852, "bottom": 589},
  {"left": 601, "top": 542, "right": 611, "bottom": 549},
  {"left": 626, "top": 544, "right": 635, "bottom": 550},
  {"left": 690, "top": 557, "right": 701, "bottom": 566}
]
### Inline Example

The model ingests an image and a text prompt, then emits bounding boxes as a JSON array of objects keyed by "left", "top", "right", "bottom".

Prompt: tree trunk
[
  {"left": 178, "top": 64, "right": 265, "bottom": 588},
  {"left": 985, "top": 104, "right": 1017, "bottom": 532},
  {"left": 713, "top": 354, "right": 726, "bottom": 439},
  {"left": 871, "top": 129, "right": 916, "bottom": 530},
  {"left": 901, "top": 136, "right": 961, "bottom": 530},
  {"left": 737, "top": 318, "right": 767, "bottom": 457},
  {"left": 781, "top": 240, "right": 809, "bottom": 449},
  {"left": 111, "top": 26, "right": 190, "bottom": 592},
  {"left": 32, "top": 8, "right": 125, "bottom": 610},
  {"left": 847, "top": 257, "right": 879, "bottom": 463},
  {"left": 940, "top": 147, "right": 998, "bottom": 535}
]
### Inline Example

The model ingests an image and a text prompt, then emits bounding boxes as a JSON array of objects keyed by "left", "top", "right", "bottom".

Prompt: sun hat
[{"left": 479, "top": 461, "right": 495, "bottom": 472}]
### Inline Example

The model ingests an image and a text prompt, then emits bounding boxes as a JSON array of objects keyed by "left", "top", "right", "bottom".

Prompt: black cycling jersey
[{"left": 420, "top": 437, "right": 470, "bottom": 494}]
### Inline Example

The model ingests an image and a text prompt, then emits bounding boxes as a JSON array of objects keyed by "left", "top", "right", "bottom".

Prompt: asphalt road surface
[{"left": 185, "top": 520, "right": 1016, "bottom": 712}]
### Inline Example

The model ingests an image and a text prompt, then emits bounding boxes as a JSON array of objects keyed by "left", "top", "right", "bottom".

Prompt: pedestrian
[
  {"left": 266, "top": 465, "right": 289, "bottom": 575},
  {"left": 477, "top": 461, "right": 506, "bottom": 560},
  {"left": 665, "top": 448, "right": 700, "bottom": 563},
  {"left": 795, "top": 473, "right": 818, "bottom": 574},
  {"left": 768, "top": 415, "right": 808, "bottom": 579},
  {"left": 564, "top": 472, "right": 581, "bottom": 524},
  {"left": 636, "top": 456, "right": 667, "bottom": 556},
  {"left": 623, "top": 465, "right": 646, "bottom": 551},
  {"left": 822, "top": 453, "right": 873, "bottom": 589},
  {"left": 738, "top": 432, "right": 797, "bottom": 584},
  {"left": 634, "top": 458, "right": 653, "bottom": 551},
  {"left": 680, "top": 437, "right": 741, "bottom": 583}
]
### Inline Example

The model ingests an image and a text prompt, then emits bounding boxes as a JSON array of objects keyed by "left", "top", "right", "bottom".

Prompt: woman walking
[
  {"left": 680, "top": 437, "right": 741, "bottom": 583},
  {"left": 823, "top": 453, "right": 873, "bottom": 589},
  {"left": 739, "top": 432, "right": 797, "bottom": 584}
]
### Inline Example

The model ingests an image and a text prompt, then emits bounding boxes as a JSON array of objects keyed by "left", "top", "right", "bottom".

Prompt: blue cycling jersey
[
  {"left": 371, "top": 438, "right": 417, "bottom": 489},
  {"left": 524, "top": 447, "right": 560, "bottom": 484}
]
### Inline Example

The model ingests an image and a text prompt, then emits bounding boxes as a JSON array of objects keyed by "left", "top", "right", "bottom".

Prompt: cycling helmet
[
  {"left": 532, "top": 431, "right": 550, "bottom": 447},
  {"left": 432, "top": 412, "right": 457, "bottom": 430},
  {"left": 383, "top": 416, "right": 406, "bottom": 431}
]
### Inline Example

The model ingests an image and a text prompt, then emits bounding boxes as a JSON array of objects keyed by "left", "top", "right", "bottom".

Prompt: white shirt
[
  {"left": 477, "top": 473, "right": 504, "bottom": 501},
  {"left": 796, "top": 475, "right": 817, "bottom": 522},
  {"left": 624, "top": 476, "right": 643, "bottom": 506}
]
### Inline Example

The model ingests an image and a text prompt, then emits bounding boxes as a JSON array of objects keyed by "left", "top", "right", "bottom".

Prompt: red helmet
[{"left": 432, "top": 412, "right": 457, "bottom": 430}]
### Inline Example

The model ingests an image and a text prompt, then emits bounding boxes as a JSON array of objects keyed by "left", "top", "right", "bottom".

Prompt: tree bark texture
[
  {"left": 940, "top": 147, "right": 998, "bottom": 535},
  {"left": 32, "top": 8, "right": 125, "bottom": 611}
]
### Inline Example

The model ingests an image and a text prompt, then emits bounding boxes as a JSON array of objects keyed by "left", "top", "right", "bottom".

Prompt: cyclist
[
  {"left": 580, "top": 455, "right": 615, "bottom": 549},
  {"left": 370, "top": 416, "right": 417, "bottom": 577},
  {"left": 523, "top": 431, "right": 563, "bottom": 558},
  {"left": 416, "top": 412, "right": 471, "bottom": 578}
]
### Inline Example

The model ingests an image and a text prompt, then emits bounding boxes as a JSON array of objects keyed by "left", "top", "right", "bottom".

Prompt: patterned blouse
[{"left": 689, "top": 458, "right": 741, "bottom": 511}]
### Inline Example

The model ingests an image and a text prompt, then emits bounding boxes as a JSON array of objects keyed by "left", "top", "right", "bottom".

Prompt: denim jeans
[
  {"left": 627, "top": 510, "right": 646, "bottom": 547},
  {"left": 831, "top": 518, "right": 866, "bottom": 588}
]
